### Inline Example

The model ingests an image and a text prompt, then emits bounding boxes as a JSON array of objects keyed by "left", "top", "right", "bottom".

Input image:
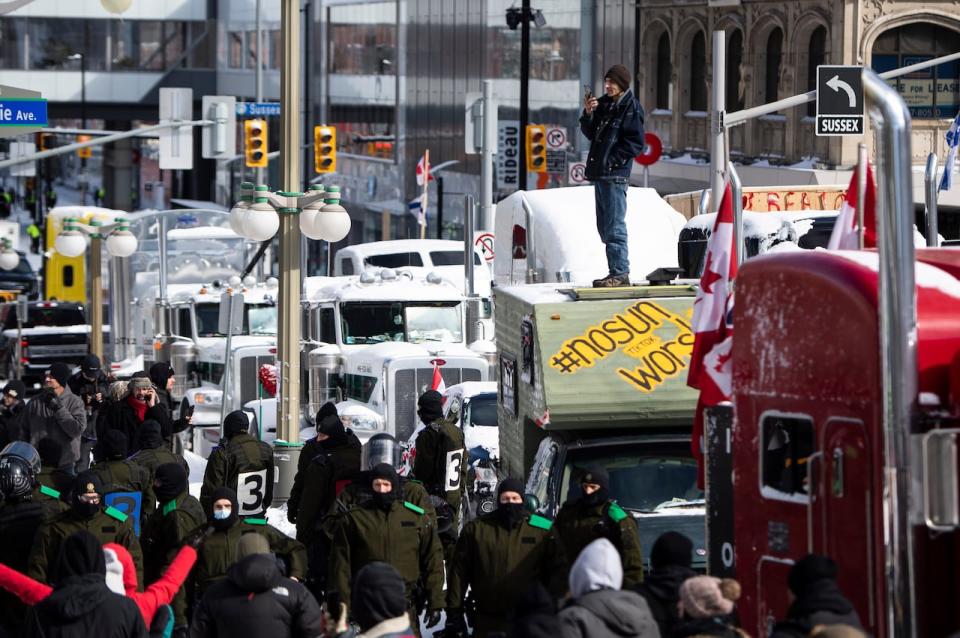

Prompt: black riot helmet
[
  {"left": 0, "top": 454, "right": 36, "bottom": 501},
  {"left": 1, "top": 442, "right": 41, "bottom": 476},
  {"left": 361, "top": 433, "right": 401, "bottom": 470}
]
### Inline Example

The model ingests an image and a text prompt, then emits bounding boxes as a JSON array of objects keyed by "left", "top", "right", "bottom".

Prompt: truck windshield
[
  {"left": 195, "top": 303, "right": 278, "bottom": 337},
  {"left": 341, "top": 301, "right": 462, "bottom": 344},
  {"left": 344, "top": 373, "right": 377, "bottom": 402},
  {"left": 468, "top": 394, "right": 498, "bottom": 427},
  {"left": 561, "top": 444, "right": 703, "bottom": 512}
]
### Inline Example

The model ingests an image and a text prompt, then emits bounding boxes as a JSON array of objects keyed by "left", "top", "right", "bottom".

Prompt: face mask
[
  {"left": 498, "top": 503, "right": 526, "bottom": 528},
  {"left": 213, "top": 509, "right": 232, "bottom": 520},
  {"left": 372, "top": 490, "right": 396, "bottom": 511},
  {"left": 74, "top": 499, "right": 100, "bottom": 519},
  {"left": 581, "top": 487, "right": 608, "bottom": 507}
]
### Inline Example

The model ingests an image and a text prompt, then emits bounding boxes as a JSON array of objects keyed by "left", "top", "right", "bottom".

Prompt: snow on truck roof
[
  {"left": 303, "top": 273, "right": 464, "bottom": 302},
  {"left": 493, "top": 186, "right": 688, "bottom": 286},
  {"left": 338, "top": 239, "right": 481, "bottom": 257}
]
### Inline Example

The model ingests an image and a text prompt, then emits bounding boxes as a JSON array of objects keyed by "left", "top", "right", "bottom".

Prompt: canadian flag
[
  {"left": 687, "top": 182, "right": 738, "bottom": 486},
  {"left": 431, "top": 359, "right": 446, "bottom": 395},
  {"left": 827, "top": 163, "right": 876, "bottom": 250},
  {"left": 416, "top": 153, "right": 433, "bottom": 186}
]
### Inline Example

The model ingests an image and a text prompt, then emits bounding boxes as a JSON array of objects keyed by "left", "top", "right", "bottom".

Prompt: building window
[
  {"left": 807, "top": 26, "right": 827, "bottom": 117},
  {"left": 656, "top": 32, "right": 671, "bottom": 110},
  {"left": 246, "top": 29, "right": 259, "bottom": 70},
  {"left": 873, "top": 22, "right": 960, "bottom": 119},
  {"left": 726, "top": 30, "right": 744, "bottom": 111},
  {"left": 139, "top": 21, "right": 164, "bottom": 71},
  {"left": 689, "top": 30, "right": 707, "bottom": 111},
  {"left": 765, "top": 27, "right": 783, "bottom": 103},
  {"left": 761, "top": 414, "right": 814, "bottom": 500},
  {"left": 228, "top": 31, "right": 243, "bottom": 69}
]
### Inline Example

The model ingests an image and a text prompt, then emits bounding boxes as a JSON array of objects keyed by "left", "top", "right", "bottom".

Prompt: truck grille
[
  {"left": 238, "top": 354, "right": 276, "bottom": 406},
  {"left": 393, "top": 367, "right": 482, "bottom": 441}
]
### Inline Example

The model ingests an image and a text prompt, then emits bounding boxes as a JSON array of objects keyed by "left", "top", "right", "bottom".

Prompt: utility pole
[
  {"left": 276, "top": 0, "right": 302, "bottom": 444},
  {"left": 518, "top": 0, "right": 530, "bottom": 191},
  {"left": 480, "top": 79, "right": 496, "bottom": 231},
  {"left": 255, "top": 0, "right": 264, "bottom": 187}
]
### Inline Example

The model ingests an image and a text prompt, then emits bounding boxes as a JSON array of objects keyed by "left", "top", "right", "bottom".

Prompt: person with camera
[
  {"left": 149, "top": 362, "right": 193, "bottom": 447},
  {"left": 580, "top": 64, "right": 645, "bottom": 288},
  {"left": 22, "top": 363, "right": 87, "bottom": 473},
  {"left": 69, "top": 354, "right": 110, "bottom": 472},
  {"left": 102, "top": 372, "right": 173, "bottom": 455}
]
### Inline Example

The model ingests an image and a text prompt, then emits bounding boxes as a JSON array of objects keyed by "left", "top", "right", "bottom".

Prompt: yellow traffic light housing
[
  {"left": 77, "top": 135, "right": 91, "bottom": 159},
  {"left": 525, "top": 124, "right": 546, "bottom": 173},
  {"left": 244, "top": 119, "right": 268, "bottom": 168},
  {"left": 38, "top": 133, "right": 52, "bottom": 151},
  {"left": 314, "top": 125, "right": 336, "bottom": 174}
]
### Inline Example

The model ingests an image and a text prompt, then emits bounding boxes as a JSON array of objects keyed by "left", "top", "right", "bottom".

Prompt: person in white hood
[{"left": 559, "top": 538, "right": 660, "bottom": 638}]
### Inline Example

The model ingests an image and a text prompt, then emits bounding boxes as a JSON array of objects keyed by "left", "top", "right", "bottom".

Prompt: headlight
[
  {"left": 194, "top": 391, "right": 222, "bottom": 407},
  {"left": 341, "top": 414, "right": 382, "bottom": 431}
]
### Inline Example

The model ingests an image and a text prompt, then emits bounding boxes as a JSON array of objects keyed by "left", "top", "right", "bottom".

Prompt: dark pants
[
  {"left": 593, "top": 180, "right": 630, "bottom": 276},
  {"left": 75, "top": 439, "right": 95, "bottom": 473}
]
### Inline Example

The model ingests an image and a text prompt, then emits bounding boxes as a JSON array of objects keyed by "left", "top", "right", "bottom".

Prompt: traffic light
[
  {"left": 525, "top": 124, "right": 547, "bottom": 173},
  {"left": 314, "top": 125, "right": 336, "bottom": 174},
  {"left": 244, "top": 119, "right": 268, "bottom": 168},
  {"left": 38, "top": 133, "right": 52, "bottom": 151},
  {"left": 77, "top": 135, "right": 91, "bottom": 159}
]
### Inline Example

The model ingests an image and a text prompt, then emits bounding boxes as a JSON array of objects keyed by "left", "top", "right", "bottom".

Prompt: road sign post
[{"left": 816, "top": 65, "right": 864, "bottom": 136}]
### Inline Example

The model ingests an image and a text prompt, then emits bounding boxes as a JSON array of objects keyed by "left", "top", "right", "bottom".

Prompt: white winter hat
[
  {"left": 103, "top": 547, "right": 125, "bottom": 595},
  {"left": 568, "top": 537, "right": 623, "bottom": 598}
]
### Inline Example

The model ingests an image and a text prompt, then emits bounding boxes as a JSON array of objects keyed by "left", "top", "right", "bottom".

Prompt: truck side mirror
[{"left": 524, "top": 493, "right": 540, "bottom": 513}]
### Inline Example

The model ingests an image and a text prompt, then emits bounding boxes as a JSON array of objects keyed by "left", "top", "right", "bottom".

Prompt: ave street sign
[
  {"left": 816, "top": 65, "right": 864, "bottom": 136},
  {"left": 0, "top": 85, "right": 45, "bottom": 138},
  {"left": 237, "top": 102, "right": 281, "bottom": 117}
]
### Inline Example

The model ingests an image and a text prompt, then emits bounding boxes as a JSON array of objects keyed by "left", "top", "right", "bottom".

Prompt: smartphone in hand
[{"left": 584, "top": 84, "right": 593, "bottom": 100}]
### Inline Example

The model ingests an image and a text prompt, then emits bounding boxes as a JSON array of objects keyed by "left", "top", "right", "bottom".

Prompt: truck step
[{"left": 560, "top": 284, "right": 697, "bottom": 301}]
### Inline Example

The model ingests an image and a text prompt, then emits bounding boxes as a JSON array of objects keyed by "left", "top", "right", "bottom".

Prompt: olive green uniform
[
  {"left": 448, "top": 512, "right": 564, "bottom": 637},
  {"left": 129, "top": 446, "right": 190, "bottom": 481},
  {"left": 27, "top": 506, "right": 143, "bottom": 585},
  {"left": 193, "top": 517, "right": 307, "bottom": 601},
  {"left": 31, "top": 481, "right": 69, "bottom": 520},
  {"left": 288, "top": 433, "right": 362, "bottom": 545},
  {"left": 328, "top": 500, "right": 445, "bottom": 616},
  {"left": 412, "top": 419, "right": 468, "bottom": 554},
  {"left": 142, "top": 491, "right": 206, "bottom": 625},
  {"left": 328, "top": 477, "right": 435, "bottom": 530},
  {"left": 199, "top": 433, "right": 275, "bottom": 515},
  {"left": 554, "top": 499, "right": 644, "bottom": 587},
  {"left": 91, "top": 457, "right": 157, "bottom": 521}
]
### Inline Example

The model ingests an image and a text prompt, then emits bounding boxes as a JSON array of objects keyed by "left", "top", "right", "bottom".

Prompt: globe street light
[
  {"left": 53, "top": 215, "right": 139, "bottom": 360},
  {"left": 0, "top": 239, "right": 19, "bottom": 271}
]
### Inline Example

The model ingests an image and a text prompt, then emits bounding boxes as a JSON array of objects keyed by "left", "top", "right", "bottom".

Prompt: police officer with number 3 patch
[
  {"left": 412, "top": 390, "right": 467, "bottom": 564},
  {"left": 200, "top": 411, "right": 274, "bottom": 517}
]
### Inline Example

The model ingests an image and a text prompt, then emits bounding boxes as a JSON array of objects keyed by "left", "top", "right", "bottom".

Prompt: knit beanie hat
[
  {"left": 352, "top": 562, "right": 408, "bottom": 631},
  {"left": 788, "top": 554, "right": 838, "bottom": 597},
  {"left": 651, "top": 531, "right": 694, "bottom": 570},
  {"left": 47, "top": 362, "right": 71, "bottom": 388},
  {"left": 497, "top": 477, "right": 525, "bottom": 499},
  {"left": 53, "top": 530, "right": 105, "bottom": 586},
  {"left": 580, "top": 466, "right": 609, "bottom": 490},
  {"left": 370, "top": 462, "right": 399, "bottom": 491},
  {"left": 223, "top": 410, "right": 249, "bottom": 437},
  {"left": 237, "top": 532, "right": 271, "bottom": 559},
  {"left": 154, "top": 462, "right": 188, "bottom": 503},
  {"left": 81, "top": 354, "right": 101, "bottom": 375},
  {"left": 129, "top": 373, "right": 152, "bottom": 391},
  {"left": 99, "top": 429, "right": 128, "bottom": 460},
  {"left": 149, "top": 361, "right": 175, "bottom": 387},
  {"left": 678, "top": 575, "right": 741, "bottom": 619},
  {"left": 605, "top": 64, "right": 631, "bottom": 92},
  {"left": 317, "top": 401, "right": 338, "bottom": 422},
  {"left": 3, "top": 379, "right": 25, "bottom": 399},
  {"left": 417, "top": 390, "right": 443, "bottom": 423}
]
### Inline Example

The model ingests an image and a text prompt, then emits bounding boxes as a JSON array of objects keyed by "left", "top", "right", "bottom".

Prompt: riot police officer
[
  {"left": 411, "top": 390, "right": 467, "bottom": 560},
  {"left": 0, "top": 443, "right": 53, "bottom": 634},
  {"left": 91, "top": 429, "right": 156, "bottom": 523},
  {"left": 192, "top": 486, "right": 307, "bottom": 602},
  {"left": 200, "top": 411, "right": 274, "bottom": 516},
  {"left": 553, "top": 466, "right": 644, "bottom": 587},
  {"left": 27, "top": 470, "right": 143, "bottom": 585},
  {"left": 328, "top": 463, "right": 445, "bottom": 635},
  {"left": 446, "top": 478, "right": 564, "bottom": 637}
]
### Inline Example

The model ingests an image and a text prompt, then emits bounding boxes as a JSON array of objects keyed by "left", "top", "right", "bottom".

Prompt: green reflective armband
[
  {"left": 105, "top": 506, "right": 129, "bottom": 522},
  {"left": 528, "top": 514, "right": 553, "bottom": 530},
  {"left": 163, "top": 500, "right": 177, "bottom": 516},
  {"left": 607, "top": 502, "right": 628, "bottom": 523},
  {"left": 403, "top": 501, "right": 425, "bottom": 515},
  {"left": 39, "top": 485, "right": 60, "bottom": 499},
  {"left": 244, "top": 517, "right": 267, "bottom": 526}
]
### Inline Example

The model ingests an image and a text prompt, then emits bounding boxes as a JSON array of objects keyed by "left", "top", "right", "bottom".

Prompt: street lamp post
[
  {"left": 53, "top": 215, "right": 138, "bottom": 361},
  {"left": 68, "top": 51, "right": 87, "bottom": 205}
]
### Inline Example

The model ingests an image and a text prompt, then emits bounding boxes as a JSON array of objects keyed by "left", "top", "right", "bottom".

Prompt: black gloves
[{"left": 424, "top": 610, "right": 443, "bottom": 629}]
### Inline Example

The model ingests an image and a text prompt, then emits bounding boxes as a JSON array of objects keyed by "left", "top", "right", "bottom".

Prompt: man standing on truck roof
[
  {"left": 553, "top": 466, "right": 645, "bottom": 588},
  {"left": 22, "top": 363, "right": 87, "bottom": 473},
  {"left": 68, "top": 354, "right": 109, "bottom": 472},
  {"left": 411, "top": 390, "right": 467, "bottom": 564},
  {"left": 580, "top": 64, "right": 645, "bottom": 288}
]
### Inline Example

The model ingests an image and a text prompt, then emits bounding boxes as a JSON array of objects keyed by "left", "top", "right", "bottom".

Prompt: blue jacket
[{"left": 579, "top": 89, "right": 645, "bottom": 181}]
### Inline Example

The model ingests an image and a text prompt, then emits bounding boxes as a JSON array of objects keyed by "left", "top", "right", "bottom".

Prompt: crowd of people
[{"left": 0, "top": 362, "right": 869, "bottom": 638}]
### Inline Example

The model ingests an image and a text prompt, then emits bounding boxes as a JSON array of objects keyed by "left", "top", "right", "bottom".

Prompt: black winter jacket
[
  {"left": 100, "top": 397, "right": 174, "bottom": 455},
  {"left": 579, "top": 89, "right": 645, "bottom": 181},
  {"left": 68, "top": 370, "right": 110, "bottom": 440},
  {"left": 190, "top": 554, "right": 323, "bottom": 638},
  {"left": 769, "top": 579, "right": 863, "bottom": 637},
  {"left": 0, "top": 400, "right": 25, "bottom": 448},
  {"left": 634, "top": 565, "right": 697, "bottom": 637},
  {"left": 23, "top": 573, "right": 148, "bottom": 638}
]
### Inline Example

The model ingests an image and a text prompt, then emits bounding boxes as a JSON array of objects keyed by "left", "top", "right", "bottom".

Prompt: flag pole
[
  {"left": 857, "top": 143, "right": 867, "bottom": 250},
  {"left": 420, "top": 149, "right": 430, "bottom": 240}
]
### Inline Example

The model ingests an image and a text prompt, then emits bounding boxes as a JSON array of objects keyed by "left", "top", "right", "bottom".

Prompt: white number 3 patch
[{"left": 445, "top": 450, "right": 464, "bottom": 491}]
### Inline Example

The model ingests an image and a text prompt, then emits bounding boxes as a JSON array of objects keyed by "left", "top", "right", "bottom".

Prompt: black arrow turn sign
[{"left": 816, "top": 65, "right": 864, "bottom": 136}]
